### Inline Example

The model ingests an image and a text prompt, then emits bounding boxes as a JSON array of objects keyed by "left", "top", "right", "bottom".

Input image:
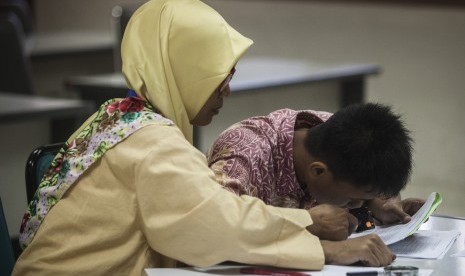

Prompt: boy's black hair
[{"left": 304, "top": 103, "right": 413, "bottom": 197}]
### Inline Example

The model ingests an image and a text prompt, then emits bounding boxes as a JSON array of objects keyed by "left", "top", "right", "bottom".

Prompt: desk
[
  {"left": 144, "top": 216, "right": 465, "bottom": 276},
  {"left": 0, "top": 92, "right": 94, "bottom": 121},
  {"left": 0, "top": 92, "right": 94, "bottom": 142},
  {"left": 66, "top": 57, "right": 380, "bottom": 108},
  {"left": 27, "top": 31, "right": 114, "bottom": 60}
]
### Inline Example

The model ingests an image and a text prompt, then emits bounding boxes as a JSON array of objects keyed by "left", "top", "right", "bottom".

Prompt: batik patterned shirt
[{"left": 207, "top": 108, "right": 332, "bottom": 209}]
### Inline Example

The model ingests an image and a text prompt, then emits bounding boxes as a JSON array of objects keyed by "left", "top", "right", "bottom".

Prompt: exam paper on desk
[
  {"left": 350, "top": 192, "right": 442, "bottom": 245},
  {"left": 388, "top": 229, "right": 460, "bottom": 259},
  {"left": 451, "top": 248, "right": 465, "bottom": 257}
]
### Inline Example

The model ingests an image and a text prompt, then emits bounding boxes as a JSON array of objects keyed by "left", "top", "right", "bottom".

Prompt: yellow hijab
[{"left": 121, "top": 0, "right": 253, "bottom": 143}]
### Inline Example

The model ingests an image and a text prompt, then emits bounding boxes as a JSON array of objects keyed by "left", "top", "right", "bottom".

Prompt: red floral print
[{"left": 119, "top": 97, "right": 145, "bottom": 113}]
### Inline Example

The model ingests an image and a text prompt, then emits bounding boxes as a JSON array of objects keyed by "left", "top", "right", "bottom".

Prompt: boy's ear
[{"left": 309, "top": 161, "right": 329, "bottom": 177}]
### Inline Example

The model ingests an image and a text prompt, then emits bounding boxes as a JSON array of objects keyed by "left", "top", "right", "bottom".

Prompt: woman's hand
[{"left": 321, "top": 234, "right": 396, "bottom": 267}]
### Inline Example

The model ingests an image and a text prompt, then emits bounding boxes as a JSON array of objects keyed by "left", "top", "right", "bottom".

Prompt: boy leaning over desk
[{"left": 208, "top": 103, "right": 427, "bottom": 260}]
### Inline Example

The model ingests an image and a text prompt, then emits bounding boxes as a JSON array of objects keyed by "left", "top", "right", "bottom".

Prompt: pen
[
  {"left": 346, "top": 271, "right": 380, "bottom": 276},
  {"left": 240, "top": 267, "right": 311, "bottom": 276}
]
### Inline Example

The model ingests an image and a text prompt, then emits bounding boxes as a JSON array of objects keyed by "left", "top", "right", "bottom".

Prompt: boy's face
[
  {"left": 310, "top": 179, "right": 378, "bottom": 209},
  {"left": 304, "top": 162, "right": 378, "bottom": 209}
]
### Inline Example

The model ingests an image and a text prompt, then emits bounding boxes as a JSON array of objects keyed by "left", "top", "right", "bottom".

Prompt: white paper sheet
[
  {"left": 451, "top": 247, "right": 465, "bottom": 257},
  {"left": 388, "top": 230, "right": 460, "bottom": 259},
  {"left": 350, "top": 192, "right": 442, "bottom": 245}
]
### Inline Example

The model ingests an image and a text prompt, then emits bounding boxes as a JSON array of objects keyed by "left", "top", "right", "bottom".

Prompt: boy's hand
[
  {"left": 307, "top": 204, "right": 358, "bottom": 241},
  {"left": 367, "top": 196, "right": 425, "bottom": 225}
]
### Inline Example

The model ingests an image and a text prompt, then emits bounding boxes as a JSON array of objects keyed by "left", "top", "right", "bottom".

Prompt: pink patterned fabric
[{"left": 207, "top": 108, "right": 332, "bottom": 209}]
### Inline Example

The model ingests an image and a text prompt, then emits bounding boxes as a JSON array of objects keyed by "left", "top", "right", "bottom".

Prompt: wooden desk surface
[
  {"left": 0, "top": 92, "right": 94, "bottom": 123},
  {"left": 66, "top": 57, "right": 380, "bottom": 93}
]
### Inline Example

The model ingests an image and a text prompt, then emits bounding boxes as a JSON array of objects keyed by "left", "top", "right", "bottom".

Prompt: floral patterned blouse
[
  {"left": 207, "top": 108, "right": 332, "bottom": 209},
  {"left": 19, "top": 96, "right": 173, "bottom": 249}
]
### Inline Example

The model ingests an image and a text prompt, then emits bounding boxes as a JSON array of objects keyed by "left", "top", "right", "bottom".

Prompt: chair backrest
[
  {"left": 0, "top": 196, "right": 15, "bottom": 276},
  {"left": 25, "top": 143, "right": 64, "bottom": 203}
]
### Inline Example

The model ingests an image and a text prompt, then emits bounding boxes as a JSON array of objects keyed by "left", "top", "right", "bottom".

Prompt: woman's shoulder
[{"left": 129, "top": 122, "right": 185, "bottom": 144}]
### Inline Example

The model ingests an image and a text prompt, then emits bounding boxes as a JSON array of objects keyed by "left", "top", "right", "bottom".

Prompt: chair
[
  {"left": 0, "top": 196, "right": 15, "bottom": 275},
  {"left": 25, "top": 143, "right": 64, "bottom": 203}
]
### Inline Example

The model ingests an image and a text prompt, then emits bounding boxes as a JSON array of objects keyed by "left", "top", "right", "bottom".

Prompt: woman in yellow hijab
[
  {"left": 122, "top": 0, "right": 251, "bottom": 143},
  {"left": 13, "top": 0, "right": 331, "bottom": 275}
]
